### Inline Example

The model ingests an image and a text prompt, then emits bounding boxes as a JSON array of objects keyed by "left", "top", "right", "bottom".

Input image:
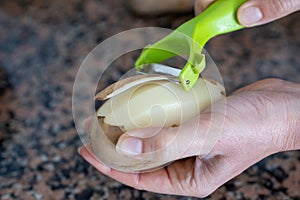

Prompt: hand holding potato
[
  {"left": 79, "top": 78, "right": 300, "bottom": 198},
  {"left": 77, "top": 1, "right": 300, "bottom": 197}
]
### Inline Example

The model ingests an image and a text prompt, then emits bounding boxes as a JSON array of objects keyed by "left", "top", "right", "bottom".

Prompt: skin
[
  {"left": 78, "top": 1, "right": 300, "bottom": 197},
  {"left": 195, "top": 0, "right": 300, "bottom": 27},
  {"left": 79, "top": 79, "right": 300, "bottom": 198}
]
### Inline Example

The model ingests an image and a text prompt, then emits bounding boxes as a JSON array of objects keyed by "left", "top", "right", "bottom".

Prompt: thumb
[
  {"left": 237, "top": 0, "right": 300, "bottom": 27},
  {"left": 115, "top": 114, "right": 224, "bottom": 162}
]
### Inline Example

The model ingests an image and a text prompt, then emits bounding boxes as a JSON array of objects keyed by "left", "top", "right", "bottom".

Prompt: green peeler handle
[
  {"left": 135, "top": 0, "right": 247, "bottom": 91},
  {"left": 180, "top": 0, "right": 247, "bottom": 90},
  {"left": 189, "top": 0, "right": 247, "bottom": 49}
]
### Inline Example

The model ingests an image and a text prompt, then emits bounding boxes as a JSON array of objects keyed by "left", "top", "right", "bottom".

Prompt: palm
[{"left": 79, "top": 79, "right": 300, "bottom": 197}]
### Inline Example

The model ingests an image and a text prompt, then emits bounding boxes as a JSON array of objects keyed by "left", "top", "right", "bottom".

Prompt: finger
[
  {"left": 115, "top": 113, "right": 225, "bottom": 160},
  {"left": 79, "top": 145, "right": 213, "bottom": 197},
  {"left": 78, "top": 145, "right": 143, "bottom": 189},
  {"left": 194, "top": 0, "right": 215, "bottom": 15},
  {"left": 78, "top": 145, "right": 111, "bottom": 173},
  {"left": 82, "top": 116, "right": 93, "bottom": 132},
  {"left": 237, "top": 0, "right": 300, "bottom": 27},
  {"left": 233, "top": 78, "right": 300, "bottom": 94},
  {"left": 78, "top": 145, "right": 176, "bottom": 194},
  {"left": 79, "top": 145, "right": 269, "bottom": 198},
  {"left": 80, "top": 136, "right": 261, "bottom": 197}
]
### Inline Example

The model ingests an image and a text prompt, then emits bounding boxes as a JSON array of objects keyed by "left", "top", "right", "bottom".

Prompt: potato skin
[{"left": 90, "top": 77, "right": 225, "bottom": 172}]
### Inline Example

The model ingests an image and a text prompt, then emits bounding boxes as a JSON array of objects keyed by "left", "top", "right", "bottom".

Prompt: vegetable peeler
[{"left": 135, "top": 0, "right": 247, "bottom": 91}]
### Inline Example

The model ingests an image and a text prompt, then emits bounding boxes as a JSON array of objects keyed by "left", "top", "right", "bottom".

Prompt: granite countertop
[{"left": 0, "top": 0, "right": 299, "bottom": 199}]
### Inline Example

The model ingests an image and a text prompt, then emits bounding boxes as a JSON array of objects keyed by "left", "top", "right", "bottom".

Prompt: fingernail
[
  {"left": 239, "top": 6, "right": 263, "bottom": 26},
  {"left": 78, "top": 146, "right": 83, "bottom": 154},
  {"left": 117, "top": 137, "right": 142, "bottom": 155}
]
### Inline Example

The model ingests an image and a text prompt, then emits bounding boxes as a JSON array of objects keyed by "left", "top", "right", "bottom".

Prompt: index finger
[
  {"left": 194, "top": 0, "right": 215, "bottom": 15},
  {"left": 78, "top": 145, "right": 195, "bottom": 196}
]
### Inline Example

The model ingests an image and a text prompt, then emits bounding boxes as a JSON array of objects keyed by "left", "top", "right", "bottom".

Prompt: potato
[{"left": 89, "top": 75, "right": 225, "bottom": 172}]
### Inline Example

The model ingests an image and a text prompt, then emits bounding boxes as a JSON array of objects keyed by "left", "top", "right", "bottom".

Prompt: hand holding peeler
[{"left": 135, "top": 0, "right": 247, "bottom": 91}]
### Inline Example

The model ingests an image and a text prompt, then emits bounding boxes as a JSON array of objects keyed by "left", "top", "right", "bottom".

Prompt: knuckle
[
  {"left": 269, "top": 0, "right": 299, "bottom": 14},
  {"left": 279, "top": 132, "right": 296, "bottom": 151},
  {"left": 280, "top": 120, "right": 299, "bottom": 151},
  {"left": 193, "top": 187, "right": 214, "bottom": 198}
]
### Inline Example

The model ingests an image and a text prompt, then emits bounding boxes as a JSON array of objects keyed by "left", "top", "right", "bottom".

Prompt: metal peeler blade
[{"left": 136, "top": 63, "right": 181, "bottom": 84}]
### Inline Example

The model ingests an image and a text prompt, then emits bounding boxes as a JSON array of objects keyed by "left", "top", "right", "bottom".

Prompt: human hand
[
  {"left": 79, "top": 78, "right": 300, "bottom": 197},
  {"left": 195, "top": 0, "right": 300, "bottom": 27}
]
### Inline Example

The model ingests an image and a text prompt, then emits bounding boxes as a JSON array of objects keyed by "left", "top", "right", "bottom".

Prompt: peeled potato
[{"left": 90, "top": 75, "right": 225, "bottom": 172}]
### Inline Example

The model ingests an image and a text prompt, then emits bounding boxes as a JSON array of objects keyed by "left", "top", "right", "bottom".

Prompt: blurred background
[{"left": 0, "top": 0, "right": 299, "bottom": 199}]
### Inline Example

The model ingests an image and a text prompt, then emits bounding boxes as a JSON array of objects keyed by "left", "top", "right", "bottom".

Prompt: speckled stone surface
[{"left": 0, "top": 0, "right": 299, "bottom": 199}]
